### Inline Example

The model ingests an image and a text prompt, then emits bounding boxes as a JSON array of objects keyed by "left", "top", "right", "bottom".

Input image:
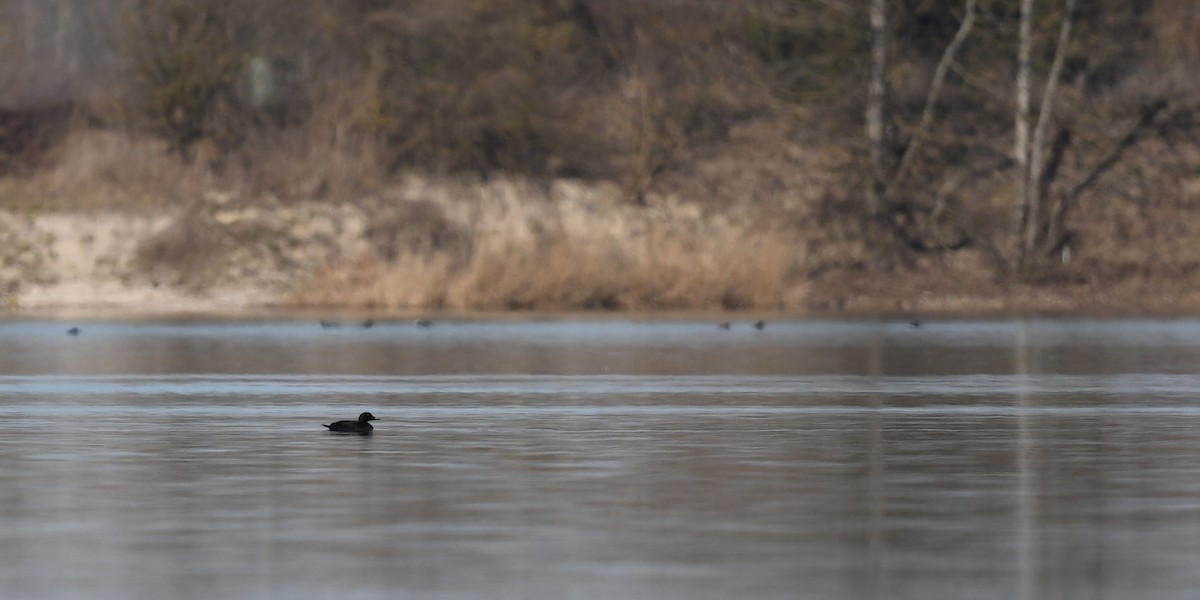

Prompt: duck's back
[{"left": 325, "top": 420, "right": 371, "bottom": 432}]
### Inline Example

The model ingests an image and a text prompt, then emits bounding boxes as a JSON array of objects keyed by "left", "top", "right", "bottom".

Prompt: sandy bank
[
  {"left": 0, "top": 201, "right": 353, "bottom": 314},
  {"left": 0, "top": 176, "right": 805, "bottom": 316},
  {"left": 5, "top": 173, "right": 1200, "bottom": 319}
]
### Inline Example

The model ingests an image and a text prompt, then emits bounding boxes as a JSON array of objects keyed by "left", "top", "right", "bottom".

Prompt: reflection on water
[{"left": 1, "top": 319, "right": 1200, "bottom": 599}]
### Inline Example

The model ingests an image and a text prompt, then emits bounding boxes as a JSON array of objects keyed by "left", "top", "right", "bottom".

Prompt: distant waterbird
[
  {"left": 320, "top": 319, "right": 376, "bottom": 329},
  {"left": 324, "top": 412, "right": 377, "bottom": 434}
]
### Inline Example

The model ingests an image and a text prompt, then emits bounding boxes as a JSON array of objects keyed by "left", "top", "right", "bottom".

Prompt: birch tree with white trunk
[
  {"left": 865, "top": 0, "right": 887, "bottom": 218},
  {"left": 1014, "top": 0, "right": 1077, "bottom": 270}
]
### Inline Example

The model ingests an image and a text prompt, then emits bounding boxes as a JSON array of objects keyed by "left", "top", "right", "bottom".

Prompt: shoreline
[
  {"left": 8, "top": 301, "right": 1200, "bottom": 323},
  {"left": 4, "top": 175, "right": 1199, "bottom": 321}
]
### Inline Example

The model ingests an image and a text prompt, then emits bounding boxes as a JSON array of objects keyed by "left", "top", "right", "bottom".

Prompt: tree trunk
[
  {"left": 890, "top": 0, "right": 977, "bottom": 192},
  {"left": 1012, "top": 0, "right": 1034, "bottom": 262},
  {"left": 866, "top": 0, "right": 887, "bottom": 218},
  {"left": 1023, "top": 0, "right": 1076, "bottom": 262}
]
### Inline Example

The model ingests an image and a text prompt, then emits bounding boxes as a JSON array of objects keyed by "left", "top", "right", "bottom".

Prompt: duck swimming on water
[{"left": 324, "top": 412, "right": 377, "bottom": 434}]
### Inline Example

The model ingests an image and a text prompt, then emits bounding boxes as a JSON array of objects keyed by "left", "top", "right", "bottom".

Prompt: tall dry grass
[
  {"left": 231, "top": 89, "right": 388, "bottom": 200},
  {"left": 0, "top": 127, "right": 212, "bottom": 210},
  {"left": 291, "top": 182, "right": 805, "bottom": 311}
]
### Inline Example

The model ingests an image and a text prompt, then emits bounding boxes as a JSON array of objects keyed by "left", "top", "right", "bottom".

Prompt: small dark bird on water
[
  {"left": 67, "top": 327, "right": 80, "bottom": 336},
  {"left": 718, "top": 322, "right": 732, "bottom": 330},
  {"left": 754, "top": 320, "right": 766, "bottom": 330},
  {"left": 325, "top": 412, "right": 377, "bottom": 434}
]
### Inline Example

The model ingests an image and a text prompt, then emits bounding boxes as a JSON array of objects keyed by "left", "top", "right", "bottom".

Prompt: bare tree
[
  {"left": 1022, "top": 0, "right": 1076, "bottom": 263},
  {"left": 1012, "top": 0, "right": 1034, "bottom": 252},
  {"left": 889, "top": 0, "right": 978, "bottom": 192},
  {"left": 865, "top": 0, "right": 887, "bottom": 218},
  {"left": 867, "top": 0, "right": 977, "bottom": 231},
  {"left": 1013, "top": 0, "right": 1076, "bottom": 270}
]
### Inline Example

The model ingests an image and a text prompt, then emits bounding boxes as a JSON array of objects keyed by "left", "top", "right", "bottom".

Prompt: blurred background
[{"left": 0, "top": 1, "right": 1198, "bottom": 313}]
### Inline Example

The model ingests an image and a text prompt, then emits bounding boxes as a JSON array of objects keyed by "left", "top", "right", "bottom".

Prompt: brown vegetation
[
  {"left": 0, "top": 0, "right": 1199, "bottom": 314},
  {"left": 293, "top": 184, "right": 804, "bottom": 311}
]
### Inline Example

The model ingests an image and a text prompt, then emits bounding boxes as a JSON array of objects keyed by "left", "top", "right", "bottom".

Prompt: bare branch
[
  {"left": 889, "top": 0, "right": 977, "bottom": 192},
  {"left": 865, "top": 0, "right": 887, "bottom": 217},
  {"left": 1069, "top": 99, "right": 1168, "bottom": 201},
  {"left": 1023, "top": 0, "right": 1076, "bottom": 256},
  {"left": 1039, "top": 100, "right": 1167, "bottom": 258}
]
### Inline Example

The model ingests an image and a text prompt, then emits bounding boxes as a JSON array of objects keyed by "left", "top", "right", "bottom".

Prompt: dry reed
[
  {"left": 292, "top": 186, "right": 805, "bottom": 311},
  {"left": 0, "top": 129, "right": 210, "bottom": 210}
]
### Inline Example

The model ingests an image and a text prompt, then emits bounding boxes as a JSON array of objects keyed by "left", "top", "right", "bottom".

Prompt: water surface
[{"left": 2, "top": 318, "right": 1200, "bottom": 599}]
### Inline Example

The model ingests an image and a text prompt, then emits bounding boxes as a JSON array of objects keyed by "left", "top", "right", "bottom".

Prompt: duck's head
[{"left": 359, "top": 412, "right": 378, "bottom": 423}]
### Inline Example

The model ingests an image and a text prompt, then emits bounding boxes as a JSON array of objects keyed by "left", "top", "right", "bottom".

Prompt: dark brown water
[{"left": 2, "top": 319, "right": 1200, "bottom": 599}]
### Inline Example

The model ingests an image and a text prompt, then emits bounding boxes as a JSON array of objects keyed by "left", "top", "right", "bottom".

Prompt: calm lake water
[{"left": 2, "top": 318, "right": 1200, "bottom": 599}]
